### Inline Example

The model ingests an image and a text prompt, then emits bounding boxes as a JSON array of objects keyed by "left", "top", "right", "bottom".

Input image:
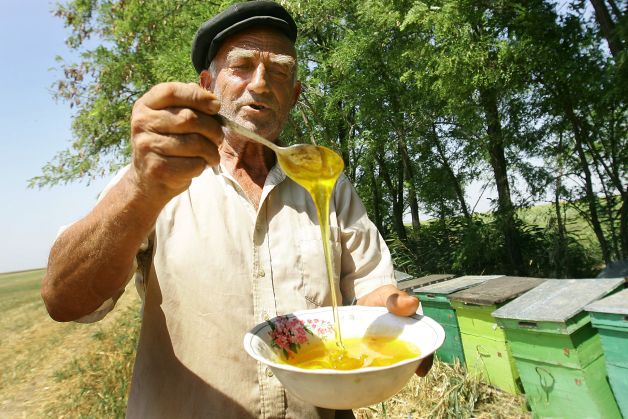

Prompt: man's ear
[
  {"left": 199, "top": 69, "right": 212, "bottom": 90},
  {"left": 292, "top": 80, "right": 302, "bottom": 107}
]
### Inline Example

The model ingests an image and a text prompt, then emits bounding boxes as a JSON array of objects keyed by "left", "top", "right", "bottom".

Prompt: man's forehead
[{"left": 217, "top": 27, "right": 296, "bottom": 59}]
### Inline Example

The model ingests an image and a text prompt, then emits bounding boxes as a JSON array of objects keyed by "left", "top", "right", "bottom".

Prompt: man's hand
[
  {"left": 130, "top": 82, "right": 224, "bottom": 203},
  {"left": 356, "top": 284, "right": 434, "bottom": 377}
]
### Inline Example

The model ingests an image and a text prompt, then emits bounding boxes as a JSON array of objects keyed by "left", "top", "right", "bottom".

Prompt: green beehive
[
  {"left": 493, "top": 278, "right": 624, "bottom": 419},
  {"left": 396, "top": 273, "right": 454, "bottom": 293},
  {"left": 450, "top": 276, "right": 545, "bottom": 394},
  {"left": 413, "top": 275, "right": 504, "bottom": 364},
  {"left": 585, "top": 288, "right": 628, "bottom": 418}
]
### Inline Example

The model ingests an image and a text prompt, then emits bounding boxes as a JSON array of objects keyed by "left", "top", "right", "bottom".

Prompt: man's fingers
[
  {"left": 416, "top": 354, "right": 434, "bottom": 377},
  {"left": 357, "top": 285, "right": 420, "bottom": 316},
  {"left": 134, "top": 132, "right": 220, "bottom": 167},
  {"left": 134, "top": 153, "right": 208, "bottom": 190},
  {"left": 386, "top": 291, "right": 420, "bottom": 317},
  {"left": 138, "top": 82, "right": 220, "bottom": 114},
  {"left": 133, "top": 106, "right": 224, "bottom": 147}
]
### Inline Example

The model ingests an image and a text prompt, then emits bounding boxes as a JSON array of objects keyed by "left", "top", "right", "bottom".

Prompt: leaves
[{"left": 41, "top": 0, "right": 627, "bottom": 270}]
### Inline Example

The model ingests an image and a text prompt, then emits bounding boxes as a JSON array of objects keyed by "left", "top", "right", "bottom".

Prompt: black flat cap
[{"left": 191, "top": 1, "right": 297, "bottom": 74}]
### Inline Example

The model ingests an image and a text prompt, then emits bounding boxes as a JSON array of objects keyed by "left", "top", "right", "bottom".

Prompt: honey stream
[{"left": 276, "top": 145, "right": 346, "bottom": 349}]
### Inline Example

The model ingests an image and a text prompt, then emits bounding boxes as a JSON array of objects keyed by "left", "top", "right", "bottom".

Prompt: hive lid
[
  {"left": 396, "top": 274, "right": 454, "bottom": 292},
  {"left": 394, "top": 270, "right": 413, "bottom": 283},
  {"left": 585, "top": 287, "right": 628, "bottom": 315},
  {"left": 492, "top": 278, "right": 625, "bottom": 322},
  {"left": 414, "top": 275, "right": 504, "bottom": 295},
  {"left": 449, "top": 276, "right": 546, "bottom": 305}
]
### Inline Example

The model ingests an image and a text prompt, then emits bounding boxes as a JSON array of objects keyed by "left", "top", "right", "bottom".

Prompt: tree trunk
[
  {"left": 593, "top": 160, "right": 622, "bottom": 260},
  {"left": 479, "top": 87, "right": 526, "bottom": 275},
  {"left": 335, "top": 100, "right": 352, "bottom": 179},
  {"left": 368, "top": 160, "right": 384, "bottom": 235},
  {"left": 395, "top": 149, "right": 407, "bottom": 241},
  {"left": 376, "top": 154, "right": 407, "bottom": 241},
  {"left": 554, "top": 135, "right": 567, "bottom": 278},
  {"left": 554, "top": 179, "right": 566, "bottom": 278},
  {"left": 619, "top": 187, "right": 628, "bottom": 259},
  {"left": 590, "top": 0, "right": 623, "bottom": 57},
  {"left": 398, "top": 140, "right": 421, "bottom": 231},
  {"left": 432, "top": 125, "right": 471, "bottom": 220},
  {"left": 563, "top": 102, "right": 613, "bottom": 263}
]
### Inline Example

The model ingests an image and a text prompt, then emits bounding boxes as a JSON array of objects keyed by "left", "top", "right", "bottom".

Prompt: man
[{"left": 42, "top": 2, "right": 431, "bottom": 417}]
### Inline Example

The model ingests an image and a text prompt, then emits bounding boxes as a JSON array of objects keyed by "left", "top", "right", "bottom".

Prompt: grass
[
  {"left": 1, "top": 269, "right": 529, "bottom": 418},
  {"left": 0, "top": 269, "right": 141, "bottom": 418},
  {"left": 42, "top": 305, "right": 140, "bottom": 418},
  {"left": 354, "top": 360, "right": 528, "bottom": 419}
]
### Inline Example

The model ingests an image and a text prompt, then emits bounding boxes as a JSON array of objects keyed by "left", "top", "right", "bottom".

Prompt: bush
[{"left": 388, "top": 215, "right": 599, "bottom": 278}]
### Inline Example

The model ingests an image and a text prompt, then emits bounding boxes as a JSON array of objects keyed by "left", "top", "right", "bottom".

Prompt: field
[
  {"left": 0, "top": 269, "right": 140, "bottom": 418},
  {"left": 1, "top": 269, "right": 528, "bottom": 418}
]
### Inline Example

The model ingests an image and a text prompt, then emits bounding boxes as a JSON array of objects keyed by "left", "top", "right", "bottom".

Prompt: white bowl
[{"left": 243, "top": 306, "right": 445, "bottom": 409}]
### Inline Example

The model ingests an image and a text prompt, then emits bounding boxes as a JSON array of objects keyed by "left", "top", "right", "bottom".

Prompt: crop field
[{"left": 1, "top": 269, "right": 527, "bottom": 418}]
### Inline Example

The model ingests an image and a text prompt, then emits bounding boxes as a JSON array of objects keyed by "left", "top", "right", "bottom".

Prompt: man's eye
[
  {"left": 231, "top": 63, "right": 252, "bottom": 70},
  {"left": 270, "top": 67, "right": 290, "bottom": 77}
]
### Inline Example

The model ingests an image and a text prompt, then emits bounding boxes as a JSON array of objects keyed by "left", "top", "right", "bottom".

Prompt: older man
[{"left": 42, "top": 2, "right": 429, "bottom": 417}]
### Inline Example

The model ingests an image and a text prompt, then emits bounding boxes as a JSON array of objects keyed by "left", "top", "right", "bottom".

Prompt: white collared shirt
[{"left": 81, "top": 163, "right": 394, "bottom": 418}]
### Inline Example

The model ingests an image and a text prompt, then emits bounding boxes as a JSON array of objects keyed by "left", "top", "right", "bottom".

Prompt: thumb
[{"left": 386, "top": 291, "right": 420, "bottom": 317}]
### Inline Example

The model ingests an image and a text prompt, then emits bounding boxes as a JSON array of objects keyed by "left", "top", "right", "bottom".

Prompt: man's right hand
[
  {"left": 42, "top": 82, "right": 224, "bottom": 322},
  {"left": 130, "top": 82, "right": 224, "bottom": 202}
]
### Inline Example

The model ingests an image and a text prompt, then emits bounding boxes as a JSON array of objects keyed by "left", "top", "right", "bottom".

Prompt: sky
[{"left": 0, "top": 0, "right": 111, "bottom": 273}]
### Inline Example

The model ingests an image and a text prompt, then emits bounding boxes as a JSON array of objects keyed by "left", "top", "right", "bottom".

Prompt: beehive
[
  {"left": 396, "top": 273, "right": 454, "bottom": 293},
  {"left": 493, "top": 278, "right": 624, "bottom": 419},
  {"left": 450, "top": 276, "right": 545, "bottom": 394},
  {"left": 585, "top": 287, "right": 628, "bottom": 418},
  {"left": 413, "top": 275, "right": 503, "bottom": 364}
]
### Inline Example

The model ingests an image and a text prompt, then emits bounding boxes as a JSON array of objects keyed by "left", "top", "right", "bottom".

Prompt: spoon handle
[{"left": 213, "top": 114, "right": 280, "bottom": 153}]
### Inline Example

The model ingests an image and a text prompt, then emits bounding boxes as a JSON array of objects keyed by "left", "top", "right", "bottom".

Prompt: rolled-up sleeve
[{"left": 334, "top": 175, "right": 395, "bottom": 302}]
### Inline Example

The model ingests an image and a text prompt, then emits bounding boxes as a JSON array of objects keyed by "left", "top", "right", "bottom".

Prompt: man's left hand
[{"left": 356, "top": 284, "right": 434, "bottom": 377}]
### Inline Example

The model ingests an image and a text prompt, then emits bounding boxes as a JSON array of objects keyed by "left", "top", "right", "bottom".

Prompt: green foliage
[
  {"left": 39, "top": 0, "right": 627, "bottom": 269},
  {"left": 389, "top": 210, "right": 599, "bottom": 279}
]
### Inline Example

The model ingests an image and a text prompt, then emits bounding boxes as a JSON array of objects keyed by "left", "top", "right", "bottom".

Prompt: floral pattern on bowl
[{"left": 267, "top": 315, "right": 335, "bottom": 359}]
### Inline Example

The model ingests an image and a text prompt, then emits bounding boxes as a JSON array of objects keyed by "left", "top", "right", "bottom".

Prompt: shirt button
[
  {"left": 258, "top": 270, "right": 265, "bottom": 277},
  {"left": 265, "top": 368, "right": 274, "bottom": 377},
  {"left": 262, "top": 312, "right": 270, "bottom": 321}
]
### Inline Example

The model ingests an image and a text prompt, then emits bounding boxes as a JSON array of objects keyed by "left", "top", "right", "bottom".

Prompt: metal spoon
[{"left": 213, "top": 114, "right": 344, "bottom": 182}]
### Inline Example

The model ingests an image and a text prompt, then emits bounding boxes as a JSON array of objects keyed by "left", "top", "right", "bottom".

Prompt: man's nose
[{"left": 248, "top": 63, "right": 271, "bottom": 94}]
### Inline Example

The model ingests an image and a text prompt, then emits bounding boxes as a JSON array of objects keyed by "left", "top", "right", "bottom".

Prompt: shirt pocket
[{"left": 298, "top": 225, "right": 342, "bottom": 307}]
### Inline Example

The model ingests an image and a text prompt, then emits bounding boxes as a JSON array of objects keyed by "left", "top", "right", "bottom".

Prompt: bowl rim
[{"left": 243, "top": 305, "right": 445, "bottom": 375}]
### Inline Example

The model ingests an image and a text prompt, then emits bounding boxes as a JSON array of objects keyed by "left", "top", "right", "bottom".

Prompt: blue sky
[{"left": 0, "top": 0, "right": 110, "bottom": 273}]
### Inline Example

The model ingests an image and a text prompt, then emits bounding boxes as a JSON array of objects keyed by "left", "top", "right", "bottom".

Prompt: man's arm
[{"left": 41, "top": 82, "right": 223, "bottom": 322}]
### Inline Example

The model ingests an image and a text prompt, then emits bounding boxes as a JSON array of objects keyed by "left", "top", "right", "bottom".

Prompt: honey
[
  {"left": 277, "top": 144, "right": 346, "bottom": 348},
  {"left": 282, "top": 336, "right": 421, "bottom": 370}
]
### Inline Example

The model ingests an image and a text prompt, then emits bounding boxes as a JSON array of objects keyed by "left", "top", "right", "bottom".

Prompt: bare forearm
[
  {"left": 42, "top": 82, "right": 222, "bottom": 321},
  {"left": 42, "top": 171, "right": 166, "bottom": 321}
]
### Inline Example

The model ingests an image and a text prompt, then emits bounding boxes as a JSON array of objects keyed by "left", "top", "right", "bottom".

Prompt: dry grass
[
  {"left": 0, "top": 269, "right": 141, "bottom": 418},
  {"left": 354, "top": 360, "right": 529, "bottom": 419}
]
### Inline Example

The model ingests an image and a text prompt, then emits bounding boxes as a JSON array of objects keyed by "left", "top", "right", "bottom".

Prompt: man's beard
[{"left": 217, "top": 93, "right": 282, "bottom": 140}]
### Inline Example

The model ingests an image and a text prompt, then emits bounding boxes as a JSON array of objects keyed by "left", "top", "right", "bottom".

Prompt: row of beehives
[{"left": 394, "top": 273, "right": 628, "bottom": 419}]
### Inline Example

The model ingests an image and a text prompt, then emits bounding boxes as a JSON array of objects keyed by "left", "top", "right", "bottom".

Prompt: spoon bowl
[{"left": 214, "top": 114, "right": 344, "bottom": 182}]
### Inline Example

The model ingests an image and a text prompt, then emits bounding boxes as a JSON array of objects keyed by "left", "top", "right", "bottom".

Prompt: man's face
[{"left": 203, "top": 26, "right": 301, "bottom": 141}]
